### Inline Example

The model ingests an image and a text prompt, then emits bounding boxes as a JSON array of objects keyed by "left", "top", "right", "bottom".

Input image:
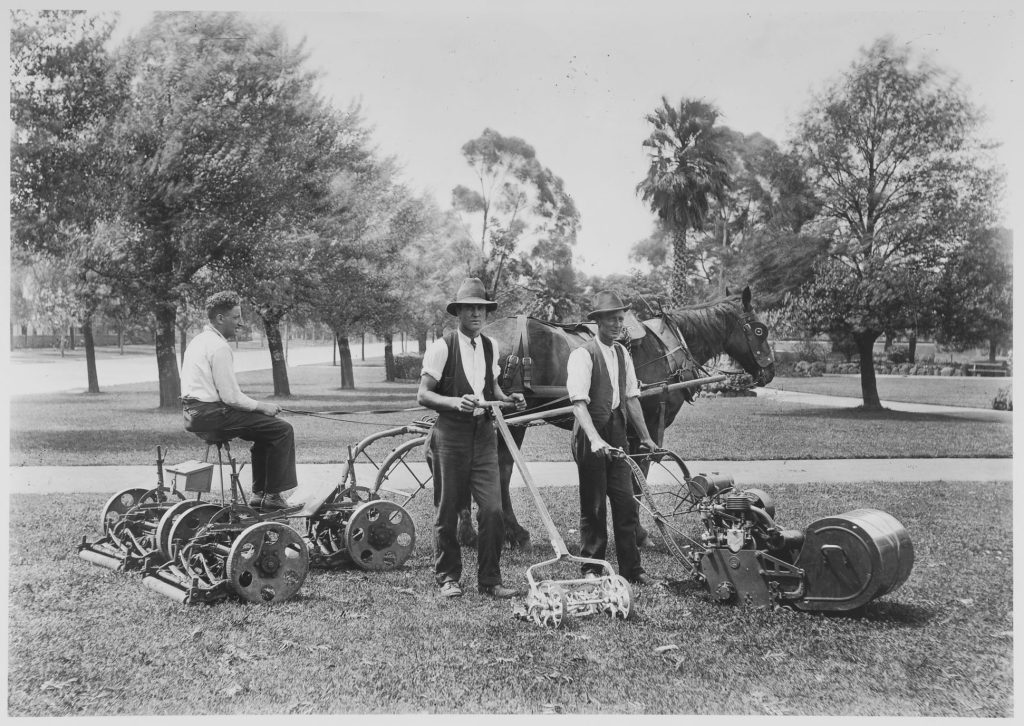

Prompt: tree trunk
[
  {"left": 69, "top": 325, "right": 75, "bottom": 351},
  {"left": 384, "top": 333, "right": 396, "bottom": 382},
  {"left": 671, "top": 229, "right": 688, "bottom": 307},
  {"left": 262, "top": 312, "right": 291, "bottom": 397},
  {"left": 989, "top": 339, "right": 997, "bottom": 363},
  {"left": 361, "top": 332, "right": 365, "bottom": 362},
  {"left": 332, "top": 334, "right": 337, "bottom": 366},
  {"left": 179, "top": 324, "right": 187, "bottom": 366},
  {"left": 118, "top": 326, "right": 125, "bottom": 355},
  {"left": 908, "top": 334, "right": 917, "bottom": 364},
  {"left": 418, "top": 329, "right": 428, "bottom": 353},
  {"left": 335, "top": 328, "right": 355, "bottom": 389},
  {"left": 83, "top": 314, "right": 100, "bottom": 394},
  {"left": 154, "top": 304, "right": 181, "bottom": 409},
  {"left": 884, "top": 332, "right": 894, "bottom": 351},
  {"left": 855, "top": 330, "right": 883, "bottom": 409}
]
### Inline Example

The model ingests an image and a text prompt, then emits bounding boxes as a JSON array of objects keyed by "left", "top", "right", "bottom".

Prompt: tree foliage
[
  {"left": 452, "top": 128, "right": 580, "bottom": 301},
  {"left": 636, "top": 97, "right": 732, "bottom": 305},
  {"left": 935, "top": 227, "right": 1013, "bottom": 360},
  {"left": 787, "top": 36, "right": 1002, "bottom": 407}
]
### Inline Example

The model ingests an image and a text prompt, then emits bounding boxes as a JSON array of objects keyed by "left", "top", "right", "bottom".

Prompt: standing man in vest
[
  {"left": 418, "top": 277, "right": 526, "bottom": 599},
  {"left": 568, "top": 290, "right": 658, "bottom": 586},
  {"left": 181, "top": 291, "right": 297, "bottom": 511}
]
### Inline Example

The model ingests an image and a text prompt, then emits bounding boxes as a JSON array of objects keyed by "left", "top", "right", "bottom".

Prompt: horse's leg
[{"left": 497, "top": 426, "right": 531, "bottom": 550}]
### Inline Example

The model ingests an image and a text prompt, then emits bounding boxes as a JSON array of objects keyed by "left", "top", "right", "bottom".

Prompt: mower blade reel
[
  {"left": 77, "top": 543, "right": 126, "bottom": 571},
  {"left": 142, "top": 574, "right": 190, "bottom": 604}
]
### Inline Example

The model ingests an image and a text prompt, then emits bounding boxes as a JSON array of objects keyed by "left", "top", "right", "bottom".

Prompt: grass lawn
[
  {"left": 9, "top": 361, "right": 1013, "bottom": 466},
  {"left": 769, "top": 374, "right": 1009, "bottom": 410},
  {"left": 9, "top": 479, "right": 1011, "bottom": 716}
]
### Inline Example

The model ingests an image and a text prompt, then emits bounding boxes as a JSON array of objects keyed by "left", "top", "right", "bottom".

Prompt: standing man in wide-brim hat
[
  {"left": 567, "top": 290, "right": 659, "bottom": 586},
  {"left": 418, "top": 277, "right": 527, "bottom": 599}
]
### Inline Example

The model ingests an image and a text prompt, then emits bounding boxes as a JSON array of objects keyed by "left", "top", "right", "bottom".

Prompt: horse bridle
[{"left": 735, "top": 310, "right": 774, "bottom": 370}]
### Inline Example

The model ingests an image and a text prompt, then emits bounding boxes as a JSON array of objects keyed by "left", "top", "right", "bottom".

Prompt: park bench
[{"left": 966, "top": 361, "right": 1009, "bottom": 377}]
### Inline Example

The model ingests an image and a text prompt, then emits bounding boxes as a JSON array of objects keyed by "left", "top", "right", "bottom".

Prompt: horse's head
[{"left": 723, "top": 286, "right": 775, "bottom": 386}]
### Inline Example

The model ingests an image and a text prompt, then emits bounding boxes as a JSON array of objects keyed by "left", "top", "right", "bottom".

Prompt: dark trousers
[
  {"left": 574, "top": 409, "right": 643, "bottom": 580},
  {"left": 183, "top": 401, "right": 298, "bottom": 495},
  {"left": 428, "top": 413, "right": 504, "bottom": 587}
]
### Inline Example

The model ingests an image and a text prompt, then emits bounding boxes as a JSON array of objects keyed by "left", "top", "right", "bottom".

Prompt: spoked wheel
[
  {"left": 225, "top": 522, "right": 309, "bottom": 603},
  {"left": 525, "top": 582, "right": 568, "bottom": 629},
  {"left": 370, "top": 436, "right": 432, "bottom": 507},
  {"left": 623, "top": 451, "right": 705, "bottom": 576},
  {"left": 345, "top": 500, "right": 416, "bottom": 571},
  {"left": 600, "top": 575, "right": 634, "bottom": 620}
]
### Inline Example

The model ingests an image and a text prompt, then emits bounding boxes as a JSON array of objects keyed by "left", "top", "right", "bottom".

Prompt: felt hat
[
  {"left": 587, "top": 290, "right": 630, "bottom": 320},
  {"left": 446, "top": 277, "right": 497, "bottom": 316}
]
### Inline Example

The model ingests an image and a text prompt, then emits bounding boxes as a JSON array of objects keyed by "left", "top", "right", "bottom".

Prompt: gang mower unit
[{"left": 78, "top": 434, "right": 417, "bottom": 605}]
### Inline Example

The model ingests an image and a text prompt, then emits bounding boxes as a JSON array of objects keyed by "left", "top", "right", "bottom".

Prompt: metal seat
[{"left": 192, "top": 432, "right": 244, "bottom": 503}]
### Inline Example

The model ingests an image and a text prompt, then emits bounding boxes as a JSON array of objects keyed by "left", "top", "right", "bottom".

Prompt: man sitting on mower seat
[{"left": 180, "top": 291, "right": 297, "bottom": 511}]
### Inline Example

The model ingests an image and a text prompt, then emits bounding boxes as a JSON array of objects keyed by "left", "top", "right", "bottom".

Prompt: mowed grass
[
  {"left": 9, "top": 360, "right": 1013, "bottom": 465},
  {"left": 769, "top": 374, "right": 1009, "bottom": 410},
  {"left": 9, "top": 479, "right": 1011, "bottom": 716}
]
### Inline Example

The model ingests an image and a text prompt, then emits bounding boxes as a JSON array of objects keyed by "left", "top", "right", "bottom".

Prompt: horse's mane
[{"left": 664, "top": 295, "right": 742, "bottom": 363}]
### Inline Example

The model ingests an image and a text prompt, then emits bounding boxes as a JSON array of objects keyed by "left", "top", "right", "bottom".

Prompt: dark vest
[
  {"left": 436, "top": 331, "right": 496, "bottom": 419},
  {"left": 583, "top": 338, "right": 628, "bottom": 428}
]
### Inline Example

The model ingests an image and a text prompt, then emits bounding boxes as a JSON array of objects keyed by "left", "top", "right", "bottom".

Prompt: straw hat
[{"left": 446, "top": 277, "right": 497, "bottom": 316}]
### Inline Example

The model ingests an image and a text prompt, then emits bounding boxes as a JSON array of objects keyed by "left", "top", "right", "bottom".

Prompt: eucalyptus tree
[{"left": 451, "top": 128, "right": 580, "bottom": 300}]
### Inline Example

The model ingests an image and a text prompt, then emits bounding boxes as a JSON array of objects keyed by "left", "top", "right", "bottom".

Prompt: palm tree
[{"left": 636, "top": 97, "right": 732, "bottom": 305}]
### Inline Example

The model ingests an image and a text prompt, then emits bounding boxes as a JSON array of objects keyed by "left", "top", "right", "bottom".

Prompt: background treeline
[{"left": 11, "top": 11, "right": 1010, "bottom": 408}]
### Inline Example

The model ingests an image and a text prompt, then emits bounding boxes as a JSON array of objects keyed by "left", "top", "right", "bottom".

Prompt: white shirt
[
  {"left": 566, "top": 339, "right": 641, "bottom": 409},
  {"left": 421, "top": 330, "right": 502, "bottom": 402},
  {"left": 180, "top": 324, "right": 259, "bottom": 411}
]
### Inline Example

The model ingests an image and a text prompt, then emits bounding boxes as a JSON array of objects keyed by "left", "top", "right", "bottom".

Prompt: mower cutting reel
[
  {"left": 142, "top": 503, "right": 309, "bottom": 604},
  {"left": 487, "top": 403, "right": 634, "bottom": 628}
]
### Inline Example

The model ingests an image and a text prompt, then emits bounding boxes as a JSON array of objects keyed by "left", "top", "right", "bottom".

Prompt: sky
[{"left": 48, "top": 1, "right": 1024, "bottom": 276}]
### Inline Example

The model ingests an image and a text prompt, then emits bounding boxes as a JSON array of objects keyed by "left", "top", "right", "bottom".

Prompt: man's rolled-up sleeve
[
  {"left": 421, "top": 338, "right": 448, "bottom": 381},
  {"left": 624, "top": 353, "right": 642, "bottom": 398},
  {"left": 566, "top": 348, "right": 592, "bottom": 403}
]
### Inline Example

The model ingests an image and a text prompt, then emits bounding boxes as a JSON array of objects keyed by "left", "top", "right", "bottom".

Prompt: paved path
[
  {"left": 7, "top": 342, "right": 389, "bottom": 396},
  {"left": 10, "top": 457, "right": 1013, "bottom": 497},
  {"left": 752, "top": 386, "right": 1011, "bottom": 421}
]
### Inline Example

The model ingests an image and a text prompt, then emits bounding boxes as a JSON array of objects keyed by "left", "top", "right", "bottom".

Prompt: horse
[{"left": 457, "top": 285, "right": 776, "bottom": 548}]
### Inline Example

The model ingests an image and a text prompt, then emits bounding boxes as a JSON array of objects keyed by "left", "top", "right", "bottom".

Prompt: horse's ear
[{"left": 742, "top": 286, "right": 751, "bottom": 310}]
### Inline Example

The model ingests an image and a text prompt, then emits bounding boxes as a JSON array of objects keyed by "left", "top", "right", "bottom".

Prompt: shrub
[
  {"left": 993, "top": 386, "right": 1013, "bottom": 411},
  {"left": 791, "top": 339, "right": 831, "bottom": 363},
  {"left": 393, "top": 354, "right": 423, "bottom": 381}
]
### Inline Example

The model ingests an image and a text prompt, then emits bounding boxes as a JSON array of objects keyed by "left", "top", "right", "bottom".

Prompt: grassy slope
[
  {"left": 10, "top": 481, "right": 1011, "bottom": 716},
  {"left": 9, "top": 364, "right": 1013, "bottom": 466}
]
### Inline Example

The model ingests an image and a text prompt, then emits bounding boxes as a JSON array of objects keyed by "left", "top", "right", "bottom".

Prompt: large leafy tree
[
  {"left": 935, "top": 227, "right": 1013, "bottom": 362},
  {"left": 636, "top": 97, "right": 732, "bottom": 306},
  {"left": 788, "top": 37, "right": 1002, "bottom": 408},
  {"left": 107, "top": 12, "right": 342, "bottom": 407},
  {"left": 11, "top": 10, "right": 126, "bottom": 392},
  {"left": 451, "top": 128, "right": 580, "bottom": 301}
]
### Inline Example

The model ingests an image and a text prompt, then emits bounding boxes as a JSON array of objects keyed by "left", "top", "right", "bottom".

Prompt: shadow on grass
[{"left": 766, "top": 406, "right": 1005, "bottom": 424}]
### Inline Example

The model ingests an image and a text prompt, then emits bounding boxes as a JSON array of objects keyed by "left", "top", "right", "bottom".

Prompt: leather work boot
[
  {"left": 440, "top": 581, "right": 463, "bottom": 598},
  {"left": 257, "top": 493, "right": 290, "bottom": 511},
  {"left": 630, "top": 573, "right": 657, "bottom": 587},
  {"left": 248, "top": 492, "right": 265, "bottom": 508},
  {"left": 478, "top": 584, "right": 519, "bottom": 598}
]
